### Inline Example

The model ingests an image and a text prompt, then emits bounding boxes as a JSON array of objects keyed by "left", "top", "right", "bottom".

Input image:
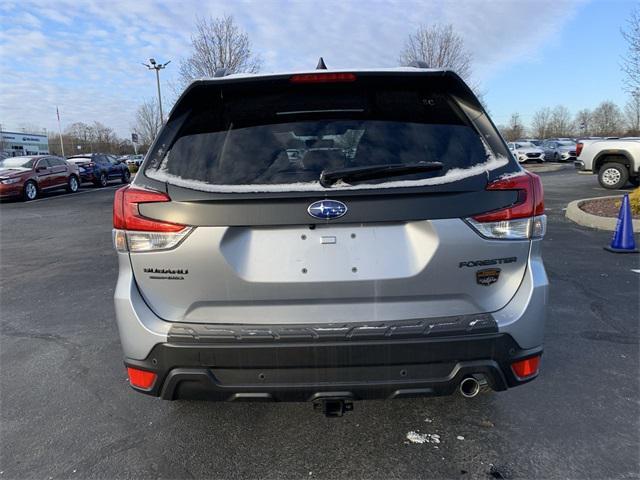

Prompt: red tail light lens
[
  {"left": 113, "top": 185, "right": 184, "bottom": 232},
  {"left": 290, "top": 73, "right": 357, "bottom": 84},
  {"left": 511, "top": 355, "right": 541, "bottom": 380},
  {"left": 576, "top": 142, "right": 583, "bottom": 157},
  {"left": 127, "top": 367, "right": 157, "bottom": 389},
  {"left": 472, "top": 172, "right": 544, "bottom": 222}
]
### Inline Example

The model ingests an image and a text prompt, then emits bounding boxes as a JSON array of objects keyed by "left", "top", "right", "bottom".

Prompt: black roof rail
[
  {"left": 316, "top": 57, "right": 327, "bottom": 70},
  {"left": 408, "top": 60, "right": 429, "bottom": 69}
]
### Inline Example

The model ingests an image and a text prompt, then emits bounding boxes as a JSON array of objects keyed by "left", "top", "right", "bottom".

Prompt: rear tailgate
[{"left": 130, "top": 70, "right": 528, "bottom": 324}]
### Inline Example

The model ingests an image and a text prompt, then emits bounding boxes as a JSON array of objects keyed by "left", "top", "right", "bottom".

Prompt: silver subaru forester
[{"left": 113, "top": 67, "right": 547, "bottom": 416}]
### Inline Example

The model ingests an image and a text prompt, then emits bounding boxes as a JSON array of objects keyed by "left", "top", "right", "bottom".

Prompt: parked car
[
  {"left": 508, "top": 141, "right": 545, "bottom": 163},
  {"left": 67, "top": 153, "right": 130, "bottom": 187},
  {"left": 575, "top": 138, "right": 640, "bottom": 189},
  {"left": 0, "top": 155, "right": 80, "bottom": 200},
  {"left": 541, "top": 140, "right": 577, "bottom": 162},
  {"left": 113, "top": 66, "right": 547, "bottom": 414}
]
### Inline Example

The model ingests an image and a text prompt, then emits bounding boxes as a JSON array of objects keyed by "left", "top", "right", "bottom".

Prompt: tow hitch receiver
[{"left": 313, "top": 398, "right": 354, "bottom": 417}]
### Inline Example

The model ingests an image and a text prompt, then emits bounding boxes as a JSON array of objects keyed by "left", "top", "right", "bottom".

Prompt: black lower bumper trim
[{"left": 125, "top": 333, "right": 542, "bottom": 402}]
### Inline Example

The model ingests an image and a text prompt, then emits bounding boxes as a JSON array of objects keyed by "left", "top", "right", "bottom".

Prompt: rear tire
[
  {"left": 66, "top": 175, "right": 79, "bottom": 193},
  {"left": 95, "top": 172, "right": 108, "bottom": 188},
  {"left": 598, "top": 163, "right": 629, "bottom": 190},
  {"left": 122, "top": 169, "right": 131, "bottom": 184},
  {"left": 23, "top": 181, "right": 38, "bottom": 201}
]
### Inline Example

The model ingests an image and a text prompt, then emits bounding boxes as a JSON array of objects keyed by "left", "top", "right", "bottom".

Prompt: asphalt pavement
[{"left": 1, "top": 167, "right": 638, "bottom": 479}]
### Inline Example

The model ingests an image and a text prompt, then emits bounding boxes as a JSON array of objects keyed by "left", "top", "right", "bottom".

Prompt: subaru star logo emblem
[{"left": 307, "top": 200, "right": 348, "bottom": 219}]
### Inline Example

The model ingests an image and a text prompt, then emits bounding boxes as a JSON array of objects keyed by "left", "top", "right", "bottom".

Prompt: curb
[
  {"left": 565, "top": 195, "right": 640, "bottom": 232},
  {"left": 523, "top": 164, "right": 566, "bottom": 173}
]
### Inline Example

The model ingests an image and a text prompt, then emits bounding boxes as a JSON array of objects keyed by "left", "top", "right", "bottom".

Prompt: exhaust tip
[{"left": 459, "top": 377, "right": 481, "bottom": 398}]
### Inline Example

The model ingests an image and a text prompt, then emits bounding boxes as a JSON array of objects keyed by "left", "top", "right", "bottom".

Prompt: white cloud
[{"left": 0, "top": 0, "right": 583, "bottom": 137}]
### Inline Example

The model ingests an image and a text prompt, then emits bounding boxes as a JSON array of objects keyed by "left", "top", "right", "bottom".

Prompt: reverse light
[
  {"left": 290, "top": 72, "right": 357, "bottom": 83},
  {"left": 466, "top": 172, "right": 546, "bottom": 240},
  {"left": 113, "top": 186, "right": 192, "bottom": 253},
  {"left": 511, "top": 355, "right": 541, "bottom": 380},
  {"left": 127, "top": 367, "right": 157, "bottom": 389}
]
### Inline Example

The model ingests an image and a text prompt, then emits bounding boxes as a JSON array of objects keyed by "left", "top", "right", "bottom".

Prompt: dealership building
[{"left": 0, "top": 130, "right": 49, "bottom": 156}]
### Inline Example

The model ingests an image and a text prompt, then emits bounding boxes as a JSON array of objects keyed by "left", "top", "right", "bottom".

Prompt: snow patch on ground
[
  {"left": 146, "top": 155, "right": 510, "bottom": 193},
  {"left": 406, "top": 431, "right": 440, "bottom": 444}
]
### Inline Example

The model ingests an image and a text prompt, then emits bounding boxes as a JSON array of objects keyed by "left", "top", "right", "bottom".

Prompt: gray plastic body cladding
[{"left": 128, "top": 219, "right": 530, "bottom": 324}]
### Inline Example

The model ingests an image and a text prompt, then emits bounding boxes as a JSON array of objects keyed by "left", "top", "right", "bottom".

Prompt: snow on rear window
[{"left": 146, "top": 119, "right": 508, "bottom": 192}]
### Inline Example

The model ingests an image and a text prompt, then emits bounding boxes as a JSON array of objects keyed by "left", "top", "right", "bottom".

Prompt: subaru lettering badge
[{"left": 307, "top": 200, "right": 348, "bottom": 220}]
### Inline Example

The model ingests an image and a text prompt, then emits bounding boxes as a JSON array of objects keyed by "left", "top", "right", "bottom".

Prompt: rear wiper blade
[{"left": 319, "top": 162, "right": 443, "bottom": 187}]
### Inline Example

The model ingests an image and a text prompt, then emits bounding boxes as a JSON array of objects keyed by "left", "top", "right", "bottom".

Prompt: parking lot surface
[{"left": 1, "top": 167, "right": 638, "bottom": 479}]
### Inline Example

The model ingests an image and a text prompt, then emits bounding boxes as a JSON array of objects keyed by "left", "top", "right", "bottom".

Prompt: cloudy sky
[{"left": 0, "top": 0, "right": 632, "bottom": 138}]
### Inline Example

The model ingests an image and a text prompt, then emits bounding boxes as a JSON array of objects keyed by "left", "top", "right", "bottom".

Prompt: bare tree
[
  {"left": 500, "top": 113, "right": 525, "bottom": 141},
  {"left": 178, "top": 15, "right": 261, "bottom": 88},
  {"left": 624, "top": 92, "right": 640, "bottom": 135},
  {"left": 549, "top": 105, "right": 574, "bottom": 138},
  {"left": 622, "top": 6, "right": 640, "bottom": 93},
  {"left": 400, "top": 24, "right": 472, "bottom": 81},
  {"left": 133, "top": 99, "right": 162, "bottom": 147},
  {"left": 591, "top": 101, "right": 624, "bottom": 137},
  {"left": 531, "top": 107, "right": 552, "bottom": 139},
  {"left": 574, "top": 109, "right": 592, "bottom": 137}
]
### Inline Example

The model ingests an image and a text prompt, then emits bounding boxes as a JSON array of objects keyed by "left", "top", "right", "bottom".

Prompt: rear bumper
[
  {"left": 126, "top": 332, "right": 542, "bottom": 401},
  {"left": 574, "top": 160, "right": 587, "bottom": 171}
]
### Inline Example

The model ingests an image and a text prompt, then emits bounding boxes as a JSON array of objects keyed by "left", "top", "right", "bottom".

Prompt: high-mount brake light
[
  {"left": 466, "top": 172, "right": 546, "bottom": 240},
  {"left": 113, "top": 186, "right": 192, "bottom": 253},
  {"left": 290, "top": 72, "right": 357, "bottom": 83}
]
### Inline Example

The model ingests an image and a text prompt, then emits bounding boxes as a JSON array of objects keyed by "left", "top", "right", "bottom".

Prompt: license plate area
[{"left": 219, "top": 222, "right": 437, "bottom": 283}]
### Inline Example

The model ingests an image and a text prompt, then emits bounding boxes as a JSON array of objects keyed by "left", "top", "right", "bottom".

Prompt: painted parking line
[{"left": 27, "top": 184, "right": 122, "bottom": 203}]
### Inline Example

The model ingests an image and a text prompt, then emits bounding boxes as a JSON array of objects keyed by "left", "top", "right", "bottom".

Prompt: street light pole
[{"left": 143, "top": 58, "right": 171, "bottom": 124}]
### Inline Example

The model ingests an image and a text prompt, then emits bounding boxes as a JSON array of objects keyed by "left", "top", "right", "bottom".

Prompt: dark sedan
[
  {"left": 0, "top": 155, "right": 80, "bottom": 201},
  {"left": 67, "top": 153, "right": 131, "bottom": 187}
]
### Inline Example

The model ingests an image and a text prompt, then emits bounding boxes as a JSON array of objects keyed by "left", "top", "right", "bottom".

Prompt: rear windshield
[{"left": 146, "top": 83, "right": 509, "bottom": 192}]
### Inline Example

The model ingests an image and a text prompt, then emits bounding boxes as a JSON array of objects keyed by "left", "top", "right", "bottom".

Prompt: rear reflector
[
  {"left": 290, "top": 73, "right": 357, "bottom": 84},
  {"left": 511, "top": 355, "right": 541, "bottom": 380},
  {"left": 127, "top": 367, "right": 157, "bottom": 389}
]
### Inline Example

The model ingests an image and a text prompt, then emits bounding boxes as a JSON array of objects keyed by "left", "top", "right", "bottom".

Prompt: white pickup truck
[{"left": 575, "top": 138, "right": 640, "bottom": 189}]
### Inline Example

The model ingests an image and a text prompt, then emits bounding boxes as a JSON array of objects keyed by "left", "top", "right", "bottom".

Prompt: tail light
[
  {"left": 511, "top": 355, "right": 541, "bottom": 380},
  {"left": 127, "top": 367, "right": 157, "bottom": 389},
  {"left": 290, "top": 72, "right": 356, "bottom": 83},
  {"left": 576, "top": 142, "right": 583, "bottom": 157},
  {"left": 113, "top": 185, "right": 192, "bottom": 253},
  {"left": 466, "top": 172, "right": 546, "bottom": 240}
]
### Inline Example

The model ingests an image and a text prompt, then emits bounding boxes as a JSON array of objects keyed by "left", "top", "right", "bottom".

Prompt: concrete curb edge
[{"left": 565, "top": 195, "right": 640, "bottom": 232}]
